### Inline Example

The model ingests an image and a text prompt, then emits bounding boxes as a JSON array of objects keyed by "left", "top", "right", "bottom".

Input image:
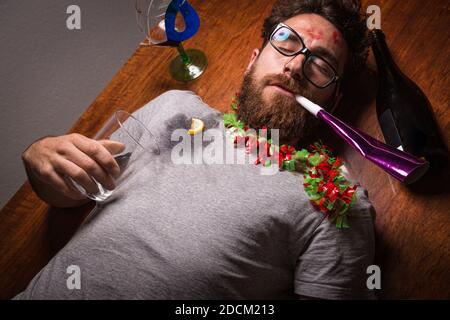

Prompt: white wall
[{"left": 0, "top": 0, "right": 144, "bottom": 208}]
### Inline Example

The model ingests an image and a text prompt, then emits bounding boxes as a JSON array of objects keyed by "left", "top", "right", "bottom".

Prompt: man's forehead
[{"left": 283, "top": 13, "right": 348, "bottom": 70}]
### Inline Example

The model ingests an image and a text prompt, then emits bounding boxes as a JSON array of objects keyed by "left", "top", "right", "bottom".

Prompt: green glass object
[{"left": 169, "top": 43, "right": 208, "bottom": 82}]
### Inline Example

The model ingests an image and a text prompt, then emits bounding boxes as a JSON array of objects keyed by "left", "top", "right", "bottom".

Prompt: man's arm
[
  {"left": 294, "top": 188, "right": 376, "bottom": 300},
  {"left": 22, "top": 156, "right": 91, "bottom": 208},
  {"left": 21, "top": 134, "right": 124, "bottom": 208}
]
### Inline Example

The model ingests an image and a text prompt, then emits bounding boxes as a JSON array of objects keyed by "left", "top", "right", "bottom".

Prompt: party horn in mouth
[{"left": 295, "top": 95, "right": 429, "bottom": 184}]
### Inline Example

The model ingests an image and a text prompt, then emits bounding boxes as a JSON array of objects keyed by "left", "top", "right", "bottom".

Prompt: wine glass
[
  {"left": 69, "top": 110, "right": 160, "bottom": 201},
  {"left": 135, "top": 0, "right": 208, "bottom": 82}
]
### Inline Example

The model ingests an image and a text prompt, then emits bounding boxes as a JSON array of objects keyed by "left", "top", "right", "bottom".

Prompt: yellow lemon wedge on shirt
[{"left": 188, "top": 118, "right": 204, "bottom": 135}]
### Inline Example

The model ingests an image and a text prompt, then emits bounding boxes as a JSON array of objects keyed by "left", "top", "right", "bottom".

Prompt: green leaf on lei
[{"left": 308, "top": 153, "right": 321, "bottom": 166}]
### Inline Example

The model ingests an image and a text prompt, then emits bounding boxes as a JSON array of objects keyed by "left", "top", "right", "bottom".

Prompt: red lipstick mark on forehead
[
  {"left": 305, "top": 27, "right": 323, "bottom": 41},
  {"left": 332, "top": 31, "right": 341, "bottom": 44}
]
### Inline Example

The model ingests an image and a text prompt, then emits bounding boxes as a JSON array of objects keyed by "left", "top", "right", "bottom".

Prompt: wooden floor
[{"left": 0, "top": 0, "right": 449, "bottom": 299}]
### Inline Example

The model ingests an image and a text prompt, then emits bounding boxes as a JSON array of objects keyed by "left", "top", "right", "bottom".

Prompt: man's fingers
[
  {"left": 43, "top": 168, "right": 87, "bottom": 200},
  {"left": 71, "top": 135, "right": 121, "bottom": 179},
  {"left": 98, "top": 140, "right": 126, "bottom": 155},
  {"left": 52, "top": 157, "right": 101, "bottom": 195},
  {"left": 58, "top": 145, "right": 116, "bottom": 190}
]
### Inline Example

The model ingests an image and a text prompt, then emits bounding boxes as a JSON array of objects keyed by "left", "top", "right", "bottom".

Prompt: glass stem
[{"left": 176, "top": 42, "right": 191, "bottom": 67}]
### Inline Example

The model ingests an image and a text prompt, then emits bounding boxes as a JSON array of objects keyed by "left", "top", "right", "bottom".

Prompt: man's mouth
[{"left": 267, "top": 83, "right": 296, "bottom": 98}]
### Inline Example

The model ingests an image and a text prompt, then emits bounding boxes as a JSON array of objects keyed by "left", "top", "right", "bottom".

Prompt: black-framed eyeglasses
[{"left": 269, "top": 23, "right": 339, "bottom": 89}]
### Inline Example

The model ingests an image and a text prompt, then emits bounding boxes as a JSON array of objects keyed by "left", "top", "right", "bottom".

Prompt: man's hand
[{"left": 21, "top": 133, "right": 125, "bottom": 207}]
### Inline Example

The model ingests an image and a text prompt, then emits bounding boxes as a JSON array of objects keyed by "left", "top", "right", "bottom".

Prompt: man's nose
[{"left": 283, "top": 54, "right": 306, "bottom": 80}]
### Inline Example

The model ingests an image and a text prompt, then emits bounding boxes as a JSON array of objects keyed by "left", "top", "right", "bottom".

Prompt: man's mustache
[{"left": 261, "top": 73, "right": 313, "bottom": 101}]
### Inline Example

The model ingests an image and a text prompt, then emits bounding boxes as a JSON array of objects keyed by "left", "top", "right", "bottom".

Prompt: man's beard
[{"left": 237, "top": 64, "right": 320, "bottom": 147}]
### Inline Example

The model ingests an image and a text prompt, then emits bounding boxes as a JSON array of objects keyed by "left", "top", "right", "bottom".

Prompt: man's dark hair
[{"left": 262, "top": 0, "right": 369, "bottom": 90}]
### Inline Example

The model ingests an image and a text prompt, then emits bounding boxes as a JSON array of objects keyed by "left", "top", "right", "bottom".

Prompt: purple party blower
[{"left": 295, "top": 96, "right": 429, "bottom": 184}]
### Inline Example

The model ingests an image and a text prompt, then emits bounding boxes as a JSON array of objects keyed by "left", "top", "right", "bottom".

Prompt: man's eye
[
  {"left": 277, "top": 42, "right": 298, "bottom": 53},
  {"left": 311, "top": 60, "right": 333, "bottom": 76}
]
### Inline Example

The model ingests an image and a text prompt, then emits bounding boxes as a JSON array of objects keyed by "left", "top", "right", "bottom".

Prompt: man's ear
[{"left": 245, "top": 49, "right": 260, "bottom": 75}]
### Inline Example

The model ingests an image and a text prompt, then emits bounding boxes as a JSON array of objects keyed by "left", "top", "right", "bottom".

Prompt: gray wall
[{"left": 0, "top": 0, "right": 144, "bottom": 208}]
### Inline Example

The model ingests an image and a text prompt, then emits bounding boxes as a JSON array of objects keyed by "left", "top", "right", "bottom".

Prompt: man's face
[{"left": 238, "top": 13, "right": 348, "bottom": 146}]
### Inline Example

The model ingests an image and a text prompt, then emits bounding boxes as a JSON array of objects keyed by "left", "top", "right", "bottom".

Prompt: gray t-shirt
[{"left": 15, "top": 90, "right": 376, "bottom": 300}]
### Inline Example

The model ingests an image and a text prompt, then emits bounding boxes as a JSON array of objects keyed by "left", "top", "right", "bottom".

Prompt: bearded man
[{"left": 16, "top": 0, "right": 376, "bottom": 300}]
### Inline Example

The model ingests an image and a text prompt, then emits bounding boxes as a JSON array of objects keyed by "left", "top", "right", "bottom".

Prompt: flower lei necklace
[{"left": 224, "top": 94, "right": 358, "bottom": 229}]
